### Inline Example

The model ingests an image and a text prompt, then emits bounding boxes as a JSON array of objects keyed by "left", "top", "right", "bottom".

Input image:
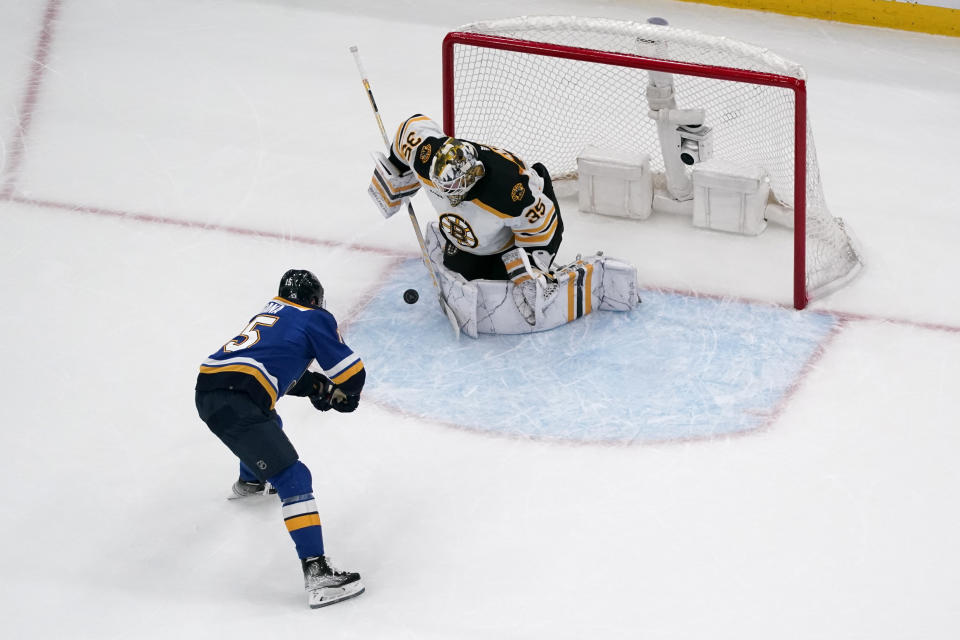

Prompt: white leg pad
[
  {"left": 424, "top": 223, "right": 640, "bottom": 337},
  {"left": 425, "top": 225, "right": 480, "bottom": 338},
  {"left": 596, "top": 256, "right": 641, "bottom": 312}
]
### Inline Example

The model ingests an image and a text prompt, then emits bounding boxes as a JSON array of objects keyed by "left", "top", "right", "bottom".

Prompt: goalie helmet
[
  {"left": 278, "top": 269, "right": 324, "bottom": 308},
  {"left": 429, "top": 138, "right": 485, "bottom": 206}
]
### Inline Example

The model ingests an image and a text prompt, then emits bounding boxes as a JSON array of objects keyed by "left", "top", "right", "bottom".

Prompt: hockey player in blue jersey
[{"left": 195, "top": 269, "right": 365, "bottom": 609}]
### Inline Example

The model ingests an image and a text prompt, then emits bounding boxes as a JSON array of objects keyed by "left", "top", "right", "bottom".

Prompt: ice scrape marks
[{"left": 348, "top": 258, "right": 839, "bottom": 443}]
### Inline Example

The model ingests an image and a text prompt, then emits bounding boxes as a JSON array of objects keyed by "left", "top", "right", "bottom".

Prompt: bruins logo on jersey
[
  {"left": 439, "top": 213, "right": 478, "bottom": 248},
  {"left": 419, "top": 143, "right": 433, "bottom": 164},
  {"left": 511, "top": 183, "right": 525, "bottom": 202}
]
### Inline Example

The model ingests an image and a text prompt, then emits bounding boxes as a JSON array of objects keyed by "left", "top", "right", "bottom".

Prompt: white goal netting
[{"left": 444, "top": 16, "right": 862, "bottom": 307}]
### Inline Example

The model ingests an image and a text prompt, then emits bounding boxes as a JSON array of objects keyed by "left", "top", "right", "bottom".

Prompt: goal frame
[{"left": 442, "top": 30, "right": 812, "bottom": 309}]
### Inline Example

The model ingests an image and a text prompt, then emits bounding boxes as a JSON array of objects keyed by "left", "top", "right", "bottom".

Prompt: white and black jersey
[{"left": 388, "top": 114, "right": 563, "bottom": 261}]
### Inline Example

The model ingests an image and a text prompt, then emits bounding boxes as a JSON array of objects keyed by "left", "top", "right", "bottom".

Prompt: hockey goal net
[{"left": 442, "top": 16, "right": 862, "bottom": 309}]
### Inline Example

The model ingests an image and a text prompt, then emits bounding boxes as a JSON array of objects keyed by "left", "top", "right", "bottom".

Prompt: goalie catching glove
[{"left": 368, "top": 151, "right": 420, "bottom": 218}]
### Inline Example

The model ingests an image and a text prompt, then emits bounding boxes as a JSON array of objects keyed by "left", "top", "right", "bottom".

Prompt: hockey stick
[{"left": 349, "top": 45, "right": 461, "bottom": 339}]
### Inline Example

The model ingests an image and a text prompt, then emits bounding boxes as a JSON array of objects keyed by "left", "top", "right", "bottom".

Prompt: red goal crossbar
[{"left": 442, "top": 31, "right": 810, "bottom": 309}]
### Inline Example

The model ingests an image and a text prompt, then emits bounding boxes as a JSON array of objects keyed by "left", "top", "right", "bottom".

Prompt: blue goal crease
[{"left": 346, "top": 258, "right": 840, "bottom": 444}]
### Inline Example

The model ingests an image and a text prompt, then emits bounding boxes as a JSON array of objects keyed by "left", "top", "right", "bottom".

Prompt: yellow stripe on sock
[{"left": 285, "top": 513, "right": 321, "bottom": 532}]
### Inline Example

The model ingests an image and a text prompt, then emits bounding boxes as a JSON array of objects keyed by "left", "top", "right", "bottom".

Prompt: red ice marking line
[
  {"left": 338, "top": 255, "right": 412, "bottom": 329},
  {"left": 11, "top": 195, "right": 416, "bottom": 259},
  {"left": 831, "top": 310, "right": 960, "bottom": 335},
  {"left": 10, "top": 194, "right": 960, "bottom": 335},
  {"left": 361, "top": 393, "right": 779, "bottom": 448},
  {"left": 0, "top": 0, "right": 63, "bottom": 199},
  {"left": 759, "top": 314, "right": 851, "bottom": 434},
  {"left": 644, "top": 284, "right": 960, "bottom": 335}
]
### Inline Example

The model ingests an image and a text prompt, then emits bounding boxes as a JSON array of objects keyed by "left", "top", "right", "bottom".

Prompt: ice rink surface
[{"left": 1, "top": 0, "right": 959, "bottom": 638}]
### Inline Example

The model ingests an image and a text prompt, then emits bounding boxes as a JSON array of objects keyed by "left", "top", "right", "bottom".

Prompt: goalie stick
[{"left": 349, "top": 45, "right": 461, "bottom": 339}]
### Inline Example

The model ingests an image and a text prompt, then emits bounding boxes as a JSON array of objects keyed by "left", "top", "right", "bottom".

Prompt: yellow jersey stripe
[
  {"left": 515, "top": 217, "right": 559, "bottom": 244},
  {"left": 331, "top": 360, "right": 364, "bottom": 385},
  {"left": 393, "top": 115, "right": 430, "bottom": 160},
  {"left": 272, "top": 296, "right": 313, "bottom": 311},
  {"left": 519, "top": 207, "right": 557, "bottom": 235},
  {"left": 471, "top": 199, "right": 514, "bottom": 219},
  {"left": 487, "top": 146, "right": 525, "bottom": 170},
  {"left": 198, "top": 364, "right": 279, "bottom": 409}
]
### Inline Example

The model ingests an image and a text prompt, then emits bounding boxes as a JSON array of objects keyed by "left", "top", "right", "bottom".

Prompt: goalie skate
[{"left": 303, "top": 555, "right": 365, "bottom": 609}]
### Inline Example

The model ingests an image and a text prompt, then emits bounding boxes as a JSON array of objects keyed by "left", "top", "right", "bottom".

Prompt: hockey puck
[{"left": 403, "top": 288, "right": 419, "bottom": 304}]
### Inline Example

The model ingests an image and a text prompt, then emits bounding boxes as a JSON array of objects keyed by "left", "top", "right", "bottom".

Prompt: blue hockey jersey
[{"left": 196, "top": 296, "right": 364, "bottom": 410}]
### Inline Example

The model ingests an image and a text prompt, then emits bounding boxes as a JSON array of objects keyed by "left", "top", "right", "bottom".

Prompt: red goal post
[{"left": 441, "top": 16, "right": 862, "bottom": 309}]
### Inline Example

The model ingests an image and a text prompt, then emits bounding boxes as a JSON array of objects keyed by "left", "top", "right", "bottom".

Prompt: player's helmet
[
  {"left": 429, "top": 138, "right": 485, "bottom": 206},
  {"left": 278, "top": 269, "right": 324, "bottom": 308}
]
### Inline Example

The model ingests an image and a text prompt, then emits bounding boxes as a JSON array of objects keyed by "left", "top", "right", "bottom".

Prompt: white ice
[{"left": 1, "top": 0, "right": 959, "bottom": 638}]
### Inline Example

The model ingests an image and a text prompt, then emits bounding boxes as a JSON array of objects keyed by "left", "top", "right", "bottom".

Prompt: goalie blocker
[
  {"left": 423, "top": 222, "right": 640, "bottom": 337},
  {"left": 368, "top": 151, "right": 420, "bottom": 218}
]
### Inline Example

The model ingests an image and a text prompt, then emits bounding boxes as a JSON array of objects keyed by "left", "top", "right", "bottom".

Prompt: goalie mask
[
  {"left": 429, "top": 139, "right": 485, "bottom": 206},
  {"left": 278, "top": 269, "right": 324, "bottom": 308}
]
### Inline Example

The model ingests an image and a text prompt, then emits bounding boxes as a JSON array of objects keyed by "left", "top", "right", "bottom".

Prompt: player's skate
[
  {"left": 302, "top": 555, "right": 365, "bottom": 608},
  {"left": 228, "top": 478, "right": 277, "bottom": 499}
]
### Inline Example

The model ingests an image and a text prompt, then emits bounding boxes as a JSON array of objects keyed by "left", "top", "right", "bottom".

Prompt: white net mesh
[{"left": 446, "top": 16, "right": 861, "bottom": 305}]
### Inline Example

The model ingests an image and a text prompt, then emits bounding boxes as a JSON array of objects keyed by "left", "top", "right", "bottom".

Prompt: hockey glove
[
  {"left": 288, "top": 371, "right": 333, "bottom": 398},
  {"left": 329, "top": 388, "right": 360, "bottom": 413},
  {"left": 368, "top": 151, "right": 420, "bottom": 219},
  {"left": 287, "top": 371, "right": 337, "bottom": 412},
  {"left": 309, "top": 390, "right": 334, "bottom": 412}
]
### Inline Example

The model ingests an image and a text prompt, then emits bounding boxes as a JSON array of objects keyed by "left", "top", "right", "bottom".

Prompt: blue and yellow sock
[{"left": 269, "top": 461, "right": 324, "bottom": 558}]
